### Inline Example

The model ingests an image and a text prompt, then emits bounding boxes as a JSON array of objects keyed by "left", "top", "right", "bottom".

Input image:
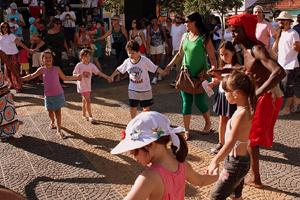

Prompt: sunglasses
[
  {"left": 1, "top": 26, "right": 9, "bottom": 28},
  {"left": 111, "top": 18, "right": 118, "bottom": 21},
  {"left": 55, "top": 22, "right": 62, "bottom": 25}
]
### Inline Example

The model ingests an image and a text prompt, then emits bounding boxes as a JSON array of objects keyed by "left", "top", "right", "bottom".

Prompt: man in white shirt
[
  {"left": 275, "top": 11, "right": 300, "bottom": 115},
  {"left": 170, "top": 14, "right": 186, "bottom": 87}
]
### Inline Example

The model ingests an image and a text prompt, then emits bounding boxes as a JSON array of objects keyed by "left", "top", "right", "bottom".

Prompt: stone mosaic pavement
[{"left": 0, "top": 72, "right": 299, "bottom": 200}]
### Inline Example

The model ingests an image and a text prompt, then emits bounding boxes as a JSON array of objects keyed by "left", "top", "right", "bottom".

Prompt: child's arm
[
  {"left": 186, "top": 162, "right": 218, "bottom": 187},
  {"left": 21, "top": 67, "right": 43, "bottom": 82},
  {"left": 124, "top": 170, "right": 160, "bottom": 200},
  {"left": 58, "top": 67, "right": 81, "bottom": 81},
  {"left": 110, "top": 69, "right": 121, "bottom": 82},
  {"left": 156, "top": 67, "right": 168, "bottom": 77},
  {"left": 96, "top": 71, "right": 112, "bottom": 83}
]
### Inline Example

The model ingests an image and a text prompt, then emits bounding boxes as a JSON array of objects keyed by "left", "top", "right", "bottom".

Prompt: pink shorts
[{"left": 81, "top": 92, "right": 90, "bottom": 97}]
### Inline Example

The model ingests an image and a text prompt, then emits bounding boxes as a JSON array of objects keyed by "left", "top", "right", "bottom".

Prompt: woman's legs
[
  {"left": 181, "top": 91, "right": 193, "bottom": 139},
  {"left": 195, "top": 93, "right": 211, "bottom": 132}
]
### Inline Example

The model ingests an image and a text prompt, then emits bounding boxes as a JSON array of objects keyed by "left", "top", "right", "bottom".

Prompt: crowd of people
[{"left": 0, "top": 1, "right": 300, "bottom": 199}]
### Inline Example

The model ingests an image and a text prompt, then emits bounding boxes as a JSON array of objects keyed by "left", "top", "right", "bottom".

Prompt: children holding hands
[
  {"left": 73, "top": 49, "right": 112, "bottom": 123},
  {"left": 110, "top": 40, "right": 169, "bottom": 118}
]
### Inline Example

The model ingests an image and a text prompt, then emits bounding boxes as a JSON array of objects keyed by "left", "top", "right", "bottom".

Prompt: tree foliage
[{"left": 103, "top": 0, "right": 124, "bottom": 14}]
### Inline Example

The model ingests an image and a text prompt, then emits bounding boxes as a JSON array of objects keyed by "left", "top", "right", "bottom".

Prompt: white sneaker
[
  {"left": 157, "top": 75, "right": 162, "bottom": 81},
  {"left": 152, "top": 77, "right": 158, "bottom": 84}
]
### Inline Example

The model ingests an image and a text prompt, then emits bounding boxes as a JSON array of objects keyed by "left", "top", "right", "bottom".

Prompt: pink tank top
[
  {"left": 150, "top": 162, "right": 186, "bottom": 200},
  {"left": 42, "top": 66, "right": 63, "bottom": 96}
]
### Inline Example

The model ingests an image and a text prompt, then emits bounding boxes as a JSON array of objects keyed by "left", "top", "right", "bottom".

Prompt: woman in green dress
[{"left": 166, "top": 12, "right": 217, "bottom": 140}]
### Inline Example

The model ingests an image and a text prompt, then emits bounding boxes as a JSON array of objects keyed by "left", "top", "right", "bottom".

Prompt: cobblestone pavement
[{"left": 1, "top": 71, "right": 299, "bottom": 199}]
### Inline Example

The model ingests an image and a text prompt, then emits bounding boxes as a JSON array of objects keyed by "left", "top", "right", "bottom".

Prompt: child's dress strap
[{"left": 150, "top": 162, "right": 186, "bottom": 200}]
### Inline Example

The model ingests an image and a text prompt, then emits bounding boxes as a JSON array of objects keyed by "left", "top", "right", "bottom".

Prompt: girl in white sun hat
[{"left": 111, "top": 111, "right": 218, "bottom": 200}]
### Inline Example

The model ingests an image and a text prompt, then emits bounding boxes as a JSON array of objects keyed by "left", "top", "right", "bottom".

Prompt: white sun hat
[
  {"left": 111, "top": 111, "right": 185, "bottom": 155},
  {"left": 276, "top": 11, "right": 294, "bottom": 22}
]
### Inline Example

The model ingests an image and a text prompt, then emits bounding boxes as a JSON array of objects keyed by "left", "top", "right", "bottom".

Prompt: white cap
[{"left": 111, "top": 111, "right": 185, "bottom": 154}]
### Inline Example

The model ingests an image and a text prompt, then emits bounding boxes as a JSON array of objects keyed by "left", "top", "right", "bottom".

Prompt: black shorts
[
  {"left": 281, "top": 68, "right": 300, "bottom": 98},
  {"left": 210, "top": 155, "right": 250, "bottom": 200},
  {"left": 129, "top": 99, "right": 153, "bottom": 108}
]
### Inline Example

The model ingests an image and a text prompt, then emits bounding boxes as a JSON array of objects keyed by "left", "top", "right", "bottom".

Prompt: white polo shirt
[{"left": 278, "top": 29, "right": 299, "bottom": 70}]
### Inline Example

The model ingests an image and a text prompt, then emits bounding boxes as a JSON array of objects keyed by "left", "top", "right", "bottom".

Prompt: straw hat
[{"left": 276, "top": 11, "right": 294, "bottom": 21}]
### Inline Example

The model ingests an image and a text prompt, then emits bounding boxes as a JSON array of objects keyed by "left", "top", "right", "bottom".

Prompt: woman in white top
[
  {"left": 129, "top": 19, "right": 146, "bottom": 55},
  {"left": 0, "top": 22, "right": 31, "bottom": 92}
]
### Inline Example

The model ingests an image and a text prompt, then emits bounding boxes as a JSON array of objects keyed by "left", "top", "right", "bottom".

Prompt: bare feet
[
  {"left": 57, "top": 130, "right": 67, "bottom": 139},
  {"left": 49, "top": 123, "right": 56, "bottom": 130},
  {"left": 244, "top": 176, "right": 264, "bottom": 189},
  {"left": 202, "top": 124, "right": 213, "bottom": 134}
]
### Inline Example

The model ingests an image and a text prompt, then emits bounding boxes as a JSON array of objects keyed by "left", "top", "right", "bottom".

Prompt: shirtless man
[{"left": 209, "top": 14, "right": 286, "bottom": 188}]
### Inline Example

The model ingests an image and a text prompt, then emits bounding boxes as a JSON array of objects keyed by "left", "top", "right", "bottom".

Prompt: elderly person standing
[
  {"left": 253, "top": 5, "right": 277, "bottom": 50},
  {"left": 165, "top": 12, "right": 217, "bottom": 140},
  {"left": 273, "top": 12, "right": 300, "bottom": 115}
]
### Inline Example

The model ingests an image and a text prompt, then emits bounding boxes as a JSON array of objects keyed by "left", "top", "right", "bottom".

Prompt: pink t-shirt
[
  {"left": 256, "top": 20, "right": 276, "bottom": 49},
  {"left": 42, "top": 66, "right": 63, "bottom": 96},
  {"left": 150, "top": 162, "right": 186, "bottom": 200},
  {"left": 73, "top": 62, "right": 100, "bottom": 93}
]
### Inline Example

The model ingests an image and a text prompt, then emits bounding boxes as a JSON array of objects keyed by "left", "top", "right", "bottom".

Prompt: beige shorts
[
  {"left": 150, "top": 44, "right": 165, "bottom": 55},
  {"left": 128, "top": 90, "right": 152, "bottom": 101}
]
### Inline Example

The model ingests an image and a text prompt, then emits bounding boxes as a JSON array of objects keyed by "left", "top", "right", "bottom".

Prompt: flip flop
[{"left": 201, "top": 128, "right": 214, "bottom": 135}]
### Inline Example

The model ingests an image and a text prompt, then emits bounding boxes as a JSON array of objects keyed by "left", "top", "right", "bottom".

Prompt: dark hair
[
  {"left": 186, "top": 12, "right": 209, "bottom": 39},
  {"left": 155, "top": 134, "right": 188, "bottom": 162},
  {"left": 0, "top": 22, "right": 12, "bottom": 34},
  {"left": 222, "top": 70, "right": 257, "bottom": 110},
  {"left": 218, "top": 41, "right": 239, "bottom": 68},
  {"left": 50, "top": 18, "right": 62, "bottom": 28},
  {"left": 126, "top": 40, "right": 140, "bottom": 52},
  {"left": 131, "top": 19, "right": 141, "bottom": 30}
]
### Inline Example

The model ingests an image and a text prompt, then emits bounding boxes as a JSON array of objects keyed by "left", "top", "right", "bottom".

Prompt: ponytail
[
  {"left": 156, "top": 134, "right": 188, "bottom": 163},
  {"left": 171, "top": 134, "right": 188, "bottom": 163}
]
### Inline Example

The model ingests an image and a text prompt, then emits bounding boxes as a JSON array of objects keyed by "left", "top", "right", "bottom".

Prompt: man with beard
[{"left": 209, "top": 14, "right": 286, "bottom": 188}]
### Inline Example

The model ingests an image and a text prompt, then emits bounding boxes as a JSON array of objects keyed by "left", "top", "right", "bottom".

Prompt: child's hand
[
  {"left": 107, "top": 76, "right": 113, "bottom": 83},
  {"left": 207, "top": 161, "right": 219, "bottom": 175},
  {"left": 207, "top": 69, "right": 222, "bottom": 80},
  {"left": 77, "top": 74, "right": 82, "bottom": 81}
]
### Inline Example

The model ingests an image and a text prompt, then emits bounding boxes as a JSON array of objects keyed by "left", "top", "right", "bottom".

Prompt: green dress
[{"left": 182, "top": 33, "right": 208, "bottom": 77}]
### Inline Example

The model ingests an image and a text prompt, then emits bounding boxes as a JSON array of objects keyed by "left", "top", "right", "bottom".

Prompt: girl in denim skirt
[
  {"left": 207, "top": 70, "right": 257, "bottom": 200},
  {"left": 21, "top": 49, "right": 81, "bottom": 139}
]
